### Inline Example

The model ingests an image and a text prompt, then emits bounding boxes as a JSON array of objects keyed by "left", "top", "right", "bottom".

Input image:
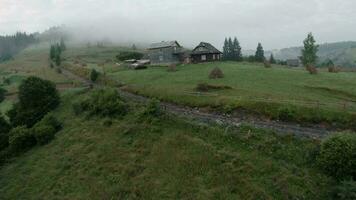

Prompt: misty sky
[{"left": 1, "top": 0, "right": 356, "bottom": 49}]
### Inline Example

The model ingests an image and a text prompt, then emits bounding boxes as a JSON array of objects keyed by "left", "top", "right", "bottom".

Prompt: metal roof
[{"left": 148, "top": 41, "right": 181, "bottom": 49}]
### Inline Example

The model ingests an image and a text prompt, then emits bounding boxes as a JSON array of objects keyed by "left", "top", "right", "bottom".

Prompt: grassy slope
[{"left": 0, "top": 90, "right": 334, "bottom": 199}]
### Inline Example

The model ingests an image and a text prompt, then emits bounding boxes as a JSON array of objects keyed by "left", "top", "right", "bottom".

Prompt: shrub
[
  {"left": 333, "top": 180, "right": 356, "bottom": 200},
  {"left": 0, "top": 115, "right": 11, "bottom": 150},
  {"left": 264, "top": 60, "right": 272, "bottom": 68},
  {"left": 278, "top": 106, "right": 297, "bottom": 121},
  {"left": 116, "top": 52, "right": 144, "bottom": 61},
  {"left": 196, "top": 83, "right": 232, "bottom": 92},
  {"left": 33, "top": 125, "right": 56, "bottom": 145},
  {"left": 55, "top": 67, "right": 62, "bottom": 74},
  {"left": 38, "top": 114, "right": 62, "bottom": 132},
  {"left": 317, "top": 133, "right": 356, "bottom": 180},
  {"left": 74, "top": 89, "right": 128, "bottom": 118},
  {"left": 7, "top": 76, "right": 60, "bottom": 128},
  {"left": 306, "top": 65, "right": 318, "bottom": 74},
  {"left": 8, "top": 126, "right": 36, "bottom": 152},
  {"left": 209, "top": 67, "right": 224, "bottom": 79},
  {"left": 90, "top": 69, "right": 99, "bottom": 82},
  {"left": 142, "top": 99, "right": 161, "bottom": 117},
  {"left": 0, "top": 87, "right": 6, "bottom": 103}
]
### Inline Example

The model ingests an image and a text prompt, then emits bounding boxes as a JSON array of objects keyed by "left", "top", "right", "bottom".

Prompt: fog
[{"left": 1, "top": 0, "right": 356, "bottom": 50}]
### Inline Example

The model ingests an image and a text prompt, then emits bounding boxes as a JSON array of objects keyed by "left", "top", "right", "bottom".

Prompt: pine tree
[
  {"left": 255, "top": 43, "right": 265, "bottom": 62},
  {"left": 233, "top": 37, "right": 242, "bottom": 61},
  {"left": 132, "top": 44, "right": 137, "bottom": 50},
  {"left": 269, "top": 54, "right": 276, "bottom": 64},
  {"left": 55, "top": 53, "right": 61, "bottom": 66},
  {"left": 228, "top": 37, "right": 233, "bottom": 60},
  {"left": 50, "top": 45, "right": 56, "bottom": 60},
  {"left": 60, "top": 38, "right": 66, "bottom": 51},
  {"left": 301, "top": 32, "right": 318, "bottom": 66},
  {"left": 222, "top": 38, "right": 229, "bottom": 60}
]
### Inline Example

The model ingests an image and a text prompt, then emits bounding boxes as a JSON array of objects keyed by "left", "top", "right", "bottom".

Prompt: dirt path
[{"left": 60, "top": 67, "right": 335, "bottom": 139}]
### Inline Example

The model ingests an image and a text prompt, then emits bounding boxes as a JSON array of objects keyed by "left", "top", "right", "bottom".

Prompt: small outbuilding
[
  {"left": 147, "top": 41, "right": 184, "bottom": 64},
  {"left": 190, "top": 42, "right": 222, "bottom": 63}
]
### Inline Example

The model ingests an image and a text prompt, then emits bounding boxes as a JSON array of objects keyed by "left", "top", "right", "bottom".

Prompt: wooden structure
[
  {"left": 190, "top": 42, "right": 222, "bottom": 63},
  {"left": 147, "top": 41, "right": 184, "bottom": 64}
]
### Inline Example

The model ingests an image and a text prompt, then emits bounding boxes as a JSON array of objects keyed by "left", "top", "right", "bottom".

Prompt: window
[
  {"left": 159, "top": 55, "right": 164, "bottom": 61},
  {"left": 213, "top": 54, "right": 216, "bottom": 60},
  {"left": 201, "top": 55, "right": 207, "bottom": 61}
]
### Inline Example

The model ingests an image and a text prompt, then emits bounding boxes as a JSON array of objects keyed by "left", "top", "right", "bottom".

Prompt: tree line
[
  {"left": 0, "top": 32, "right": 38, "bottom": 62},
  {"left": 222, "top": 37, "right": 276, "bottom": 63}
]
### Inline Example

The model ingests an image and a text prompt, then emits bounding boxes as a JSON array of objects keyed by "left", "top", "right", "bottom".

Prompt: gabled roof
[
  {"left": 191, "top": 42, "right": 222, "bottom": 55},
  {"left": 148, "top": 41, "right": 181, "bottom": 50}
]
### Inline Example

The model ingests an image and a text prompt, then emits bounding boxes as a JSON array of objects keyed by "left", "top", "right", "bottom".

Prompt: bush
[
  {"left": 306, "top": 65, "right": 318, "bottom": 74},
  {"left": 196, "top": 83, "right": 232, "bottom": 92},
  {"left": 142, "top": 99, "right": 161, "bottom": 117},
  {"left": 317, "top": 133, "right": 356, "bottom": 180},
  {"left": 8, "top": 126, "right": 36, "bottom": 152},
  {"left": 55, "top": 67, "right": 62, "bottom": 74},
  {"left": 74, "top": 89, "right": 128, "bottom": 118},
  {"left": 33, "top": 125, "right": 56, "bottom": 145},
  {"left": 209, "top": 67, "right": 224, "bottom": 79},
  {"left": 38, "top": 114, "right": 62, "bottom": 132},
  {"left": 333, "top": 180, "right": 356, "bottom": 200},
  {"left": 90, "top": 69, "right": 99, "bottom": 82},
  {"left": 278, "top": 106, "right": 297, "bottom": 121},
  {"left": 7, "top": 76, "right": 60, "bottom": 128},
  {"left": 0, "top": 115, "right": 11, "bottom": 150},
  {"left": 0, "top": 87, "right": 6, "bottom": 103},
  {"left": 116, "top": 51, "right": 144, "bottom": 61}
]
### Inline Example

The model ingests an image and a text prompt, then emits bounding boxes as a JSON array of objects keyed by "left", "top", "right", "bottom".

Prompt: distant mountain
[{"left": 273, "top": 41, "right": 356, "bottom": 67}]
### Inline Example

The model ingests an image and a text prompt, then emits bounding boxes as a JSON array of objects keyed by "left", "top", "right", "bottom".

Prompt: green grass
[
  {"left": 0, "top": 90, "right": 335, "bottom": 199},
  {"left": 103, "top": 61, "right": 356, "bottom": 127},
  {"left": 0, "top": 100, "right": 12, "bottom": 116}
]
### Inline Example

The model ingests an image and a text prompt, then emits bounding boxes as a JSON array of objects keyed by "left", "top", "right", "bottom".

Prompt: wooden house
[
  {"left": 190, "top": 42, "right": 222, "bottom": 63},
  {"left": 147, "top": 41, "right": 184, "bottom": 64}
]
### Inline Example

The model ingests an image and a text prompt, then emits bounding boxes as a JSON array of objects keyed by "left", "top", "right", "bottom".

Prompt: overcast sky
[{"left": 1, "top": 0, "right": 356, "bottom": 49}]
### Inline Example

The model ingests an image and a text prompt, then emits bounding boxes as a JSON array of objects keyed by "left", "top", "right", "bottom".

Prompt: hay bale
[
  {"left": 306, "top": 65, "right": 318, "bottom": 74},
  {"left": 167, "top": 64, "right": 177, "bottom": 72},
  {"left": 328, "top": 66, "right": 340, "bottom": 73},
  {"left": 209, "top": 67, "right": 224, "bottom": 79},
  {"left": 264, "top": 60, "right": 271, "bottom": 68}
]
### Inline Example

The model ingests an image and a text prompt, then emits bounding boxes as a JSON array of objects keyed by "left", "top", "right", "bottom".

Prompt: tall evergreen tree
[
  {"left": 50, "top": 45, "right": 56, "bottom": 60},
  {"left": 228, "top": 37, "right": 233, "bottom": 60},
  {"left": 255, "top": 43, "right": 265, "bottom": 62},
  {"left": 232, "top": 37, "right": 242, "bottom": 61},
  {"left": 269, "top": 54, "right": 276, "bottom": 64},
  {"left": 222, "top": 38, "right": 229, "bottom": 60},
  {"left": 60, "top": 38, "right": 66, "bottom": 51},
  {"left": 301, "top": 32, "right": 318, "bottom": 66}
]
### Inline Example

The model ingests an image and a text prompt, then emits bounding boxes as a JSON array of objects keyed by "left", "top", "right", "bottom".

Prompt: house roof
[
  {"left": 148, "top": 41, "right": 181, "bottom": 50},
  {"left": 191, "top": 42, "right": 222, "bottom": 55}
]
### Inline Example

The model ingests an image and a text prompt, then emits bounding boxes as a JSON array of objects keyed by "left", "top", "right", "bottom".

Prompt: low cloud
[{"left": 1, "top": 0, "right": 356, "bottom": 49}]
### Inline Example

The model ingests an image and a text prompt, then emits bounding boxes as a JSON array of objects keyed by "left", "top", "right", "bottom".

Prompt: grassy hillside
[
  {"left": 104, "top": 61, "right": 356, "bottom": 127},
  {"left": 0, "top": 89, "right": 334, "bottom": 199}
]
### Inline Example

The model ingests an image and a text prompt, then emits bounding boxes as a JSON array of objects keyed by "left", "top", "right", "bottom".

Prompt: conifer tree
[
  {"left": 301, "top": 32, "right": 318, "bottom": 66},
  {"left": 60, "top": 38, "right": 66, "bottom": 51},
  {"left": 50, "top": 45, "right": 56, "bottom": 60},
  {"left": 222, "top": 38, "right": 229, "bottom": 60},
  {"left": 269, "top": 54, "right": 276, "bottom": 64},
  {"left": 255, "top": 43, "right": 265, "bottom": 62},
  {"left": 233, "top": 37, "right": 242, "bottom": 61},
  {"left": 228, "top": 37, "right": 233, "bottom": 60}
]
